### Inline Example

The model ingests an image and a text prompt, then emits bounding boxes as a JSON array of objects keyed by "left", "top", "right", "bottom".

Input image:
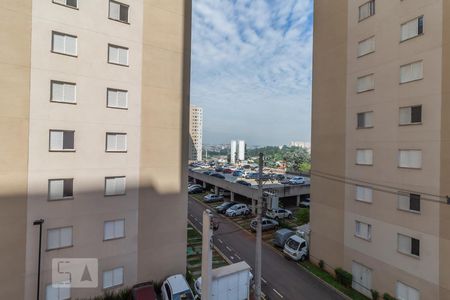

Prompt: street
[{"left": 188, "top": 197, "right": 345, "bottom": 300}]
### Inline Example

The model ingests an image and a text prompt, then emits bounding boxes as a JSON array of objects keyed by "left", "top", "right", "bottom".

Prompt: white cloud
[{"left": 191, "top": 0, "right": 313, "bottom": 145}]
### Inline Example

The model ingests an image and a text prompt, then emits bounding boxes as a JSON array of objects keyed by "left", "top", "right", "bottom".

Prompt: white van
[
  {"left": 283, "top": 235, "right": 308, "bottom": 261},
  {"left": 161, "top": 274, "right": 195, "bottom": 300}
]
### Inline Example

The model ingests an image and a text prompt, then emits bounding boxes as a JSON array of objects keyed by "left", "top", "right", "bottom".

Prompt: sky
[{"left": 190, "top": 0, "right": 314, "bottom": 146}]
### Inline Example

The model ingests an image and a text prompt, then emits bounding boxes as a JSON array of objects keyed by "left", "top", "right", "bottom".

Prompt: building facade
[
  {"left": 238, "top": 140, "right": 246, "bottom": 161},
  {"left": 1, "top": 0, "right": 192, "bottom": 299},
  {"left": 230, "top": 140, "right": 237, "bottom": 164},
  {"left": 311, "top": 0, "right": 450, "bottom": 299},
  {"left": 189, "top": 105, "right": 203, "bottom": 161}
]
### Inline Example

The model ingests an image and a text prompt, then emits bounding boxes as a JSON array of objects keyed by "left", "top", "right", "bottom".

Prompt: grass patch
[{"left": 300, "top": 261, "right": 370, "bottom": 300}]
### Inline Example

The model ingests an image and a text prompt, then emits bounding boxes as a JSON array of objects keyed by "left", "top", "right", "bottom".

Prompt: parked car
[
  {"left": 288, "top": 176, "right": 306, "bottom": 185},
  {"left": 210, "top": 173, "right": 225, "bottom": 179},
  {"left": 266, "top": 208, "right": 293, "bottom": 220},
  {"left": 219, "top": 189, "right": 231, "bottom": 197},
  {"left": 236, "top": 180, "right": 251, "bottom": 187},
  {"left": 161, "top": 274, "right": 194, "bottom": 300},
  {"left": 245, "top": 172, "right": 259, "bottom": 179},
  {"left": 215, "top": 202, "right": 237, "bottom": 214},
  {"left": 250, "top": 218, "right": 279, "bottom": 232},
  {"left": 131, "top": 282, "right": 157, "bottom": 300},
  {"left": 300, "top": 198, "right": 310, "bottom": 208},
  {"left": 188, "top": 187, "right": 204, "bottom": 194},
  {"left": 215, "top": 167, "right": 224, "bottom": 172},
  {"left": 188, "top": 184, "right": 202, "bottom": 190},
  {"left": 226, "top": 204, "right": 250, "bottom": 217},
  {"left": 202, "top": 170, "right": 213, "bottom": 175},
  {"left": 280, "top": 177, "right": 291, "bottom": 184},
  {"left": 273, "top": 174, "right": 286, "bottom": 181},
  {"left": 232, "top": 170, "right": 244, "bottom": 177},
  {"left": 283, "top": 235, "right": 308, "bottom": 261},
  {"left": 272, "top": 228, "right": 295, "bottom": 248},
  {"left": 203, "top": 194, "right": 224, "bottom": 203},
  {"left": 223, "top": 168, "right": 233, "bottom": 174}
]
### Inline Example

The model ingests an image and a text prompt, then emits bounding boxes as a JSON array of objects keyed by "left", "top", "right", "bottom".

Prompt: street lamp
[{"left": 33, "top": 219, "right": 44, "bottom": 300}]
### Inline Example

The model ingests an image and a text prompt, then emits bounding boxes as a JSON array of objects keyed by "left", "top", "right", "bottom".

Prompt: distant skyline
[{"left": 191, "top": 0, "right": 313, "bottom": 146}]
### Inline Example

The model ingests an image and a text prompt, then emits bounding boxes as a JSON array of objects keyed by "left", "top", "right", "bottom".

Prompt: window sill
[
  {"left": 51, "top": 100, "right": 77, "bottom": 105},
  {"left": 397, "top": 250, "right": 420, "bottom": 260},
  {"left": 356, "top": 126, "right": 374, "bottom": 130},
  {"left": 48, "top": 197, "right": 74, "bottom": 202},
  {"left": 398, "top": 166, "right": 422, "bottom": 170},
  {"left": 103, "top": 283, "right": 124, "bottom": 291},
  {"left": 355, "top": 199, "right": 372, "bottom": 204},
  {"left": 354, "top": 234, "right": 371, "bottom": 242},
  {"left": 49, "top": 149, "right": 76, "bottom": 152},
  {"left": 46, "top": 245, "right": 74, "bottom": 252},
  {"left": 357, "top": 51, "right": 375, "bottom": 59},
  {"left": 107, "top": 105, "right": 128, "bottom": 110},
  {"left": 358, "top": 15, "right": 374, "bottom": 23},
  {"left": 52, "top": 1, "right": 79, "bottom": 10},
  {"left": 357, "top": 88, "right": 375, "bottom": 94},
  {"left": 108, "top": 17, "right": 130, "bottom": 25},
  {"left": 108, "top": 61, "right": 129, "bottom": 67},
  {"left": 355, "top": 163, "right": 373, "bottom": 166},
  {"left": 400, "top": 78, "right": 423, "bottom": 85},
  {"left": 105, "top": 150, "right": 128, "bottom": 153},
  {"left": 51, "top": 50, "right": 78, "bottom": 58},
  {"left": 397, "top": 208, "right": 421, "bottom": 215},
  {"left": 103, "top": 236, "right": 126, "bottom": 242},
  {"left": 104, "top": 193, "right": 127, "bottom": 197},
  {"left": 400, "top": 33, "right": 424, "bottom": 44},
  {"left": 399, "top": 122, "right": 422, "bottom": 127}
]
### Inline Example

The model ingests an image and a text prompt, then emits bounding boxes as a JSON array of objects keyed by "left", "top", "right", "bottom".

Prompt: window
[
  {"left": 49, "top": 130, "right": 75, "bottom": 151},
  {"left": 356, "top": 186, "right": 373, "bottom": 203},
  {"left": 51, "top": 81, "right": 76, "bottom": 103},
  {"left": 53, "top": 0, "right": 77, "bottom": 9},
  {"left": 399, "top": 106, "right": 422, "bottom": 125},
  {"left": 103, "top": 267, "right": 124, "bottom": 289},
  {"left": 400, "top": 61, "right": 423, "bottom": 84},
  {"left": 357, "top": 74, "right": 374, "bottom": 93},
  {"left": 109, "top": 1, "right": 129, "bottom": 23},
  {"left": 47, "top": 227, "right": 72, "bottom": 250},
  {"left": 106, "top": 133, "right": 127, "bottom": 152},
  {"left": 105, "top": 176, "right": 126, "bottom": 196},
  {"left": 108, "top": 44, "right": 128, "bottom": 66},
  {"left": 46, "top": 283, "right": 70, "bottom": 300},
  {"left": 398, "top": 193, "right": 421, "bottom": 213},
  {"left": 49, "top": 179, "right": 73, "bottom": 201},
  {"left": 104, "top": 219, "right": 125, "bottom": 240},
  {"left": 359, "top": 1, "right": 375, "bottom": 21},
  {"left": 355, "top": 221, "right": 372, "bottom": 240},
  {"left": 357, "top": 111, "right": 373, "bottom": 128},
  {"left": 356, "top": 149, "right": 373, "bottom": 165},
  {"left": 358, "top": 36, "right": 375, "bottom": 57},
  {"left": 396, "top": 281, "right": 420, "bottom": 300},
  {"left": 398, "top": 233, "right": 420, "bottom": 257},
  {"left": 52, "top": 32, "right": 77, "bottom": 56},
  {"left": 399, "top": 150, "right": 422, "bottom": 169},
  {"left": 401, "top": 16, "right": 424, "bottom": 42},
  {"left": 107, "top": 88, "right": 128, "bottom": 109}
]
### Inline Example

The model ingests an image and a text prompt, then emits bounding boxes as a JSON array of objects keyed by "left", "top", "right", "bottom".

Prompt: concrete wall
[{"left": 0, "top": 0, "right": 32, "bottom": 298}]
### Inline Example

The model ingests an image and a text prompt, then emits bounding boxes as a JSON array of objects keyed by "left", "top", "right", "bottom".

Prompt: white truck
[{"left": 194, "top": 261, "right": 253, "bottom": 300}]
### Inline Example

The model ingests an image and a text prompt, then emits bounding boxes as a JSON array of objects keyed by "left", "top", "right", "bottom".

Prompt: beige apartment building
[
  {"left": 189, "top": 105, "right": 203, "bottom": 161},
  {"left": 311, "top": 0, "right": 450, "bottom": 299},
  {"left": 1, "top": 0, "right": 191, "bottom": 299}
]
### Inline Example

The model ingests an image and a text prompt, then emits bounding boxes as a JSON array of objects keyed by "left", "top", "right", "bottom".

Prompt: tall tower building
[
  {"left": 312, "top": 1, "right": 450, "bottom": 299},
  {"left": 238, "top": 140, "right": 246, "bottom": 161},
  {"left": 189, "top": 105, "right": 203, "bottom": 161},
  {"left": 230, "top": 140, "right": 237, "bottom": 164},
  {"left": 1, "top": 1, "right": 192, "bottom": 299}
]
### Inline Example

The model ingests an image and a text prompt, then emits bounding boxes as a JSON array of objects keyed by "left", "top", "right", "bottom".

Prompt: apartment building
[
  {"left": 1, "top": 0, "right": 191, "bottom": 299},
  {"left": 311, "top": 0, "right": 450, "bottom": 299},
  {"left": 189, "top": 105, "right": 203, "bottom": 161}
]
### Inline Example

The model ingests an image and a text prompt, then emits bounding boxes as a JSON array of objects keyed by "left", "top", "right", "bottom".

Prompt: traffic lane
[{"left": 188, "top": 197, "right": 344, "bottom": 300}]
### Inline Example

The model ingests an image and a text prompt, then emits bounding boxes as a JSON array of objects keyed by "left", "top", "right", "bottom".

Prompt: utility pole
[
  {"left": 33, "top": 219, "right": 44, "bottom": 300},
  {"left": 201, "top": 209, "right": 214, "bottom": 300},
  {"left": 255, "top": 153, "right": 263, "bottom": 300}
]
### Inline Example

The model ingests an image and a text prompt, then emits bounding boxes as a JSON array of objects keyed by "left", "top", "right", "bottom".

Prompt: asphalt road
[{"left": 188, "top": 197, "right": 345, "bottom": 300}]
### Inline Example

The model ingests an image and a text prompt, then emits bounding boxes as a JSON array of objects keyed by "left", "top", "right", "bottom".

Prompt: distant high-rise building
[
  {"left": 0, "top": 1, "right": 192, "bottom": 299},
  {"left": 189, "top": 105, "right": 203, "bottom": 161},
  {"left": 238, "top": 140, "right": 246, "bottom": 161},
  {"left": 230, "top": 140, "right": 237, "bottom": 164},
  {"left": 289, "top": 141, "right": 311, "bottom": 151},
  {"left": 312, "top": 1, "right": 450, "bottom": 299}
]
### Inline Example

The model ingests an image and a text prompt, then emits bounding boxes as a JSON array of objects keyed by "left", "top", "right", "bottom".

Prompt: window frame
[
  {"left": 400, "top": 15, "right": 424, "bottom": 43},
  {"left": 51, "top": 31, "right": 78, "bottom": 57},
  {"left": 398, "top": 149, "right": 422, "bottom": 169},
  {"left": 102, "top": 267, "right": 124, "bottom": 289},
  {"left": 398, "top": 192, "right": 421, "bottom": 214},
  {"left": 106, "top": 88, "right": 128, "bottom": 110},
  {"left": 355, "top": 220, "right": 372, "bottom": 241},
  {"left": 48, "top": 178, "right": 74, "bottom": 201},
  {"left": 45, "top": 282, "right": 71, "bottom": 300},
  {"left": 399, "top": 105, "right": 422, "bottom": 126},
  {"left": 46, "top": 226, "right": 73, "bottom": 251},
  {"left": 50, "top": 80, "right": 77, "bottom": 104},
  {"left": 400, "top": 60, "right": 423, "bottom": 84},
  {"left": 357, "top": 111, "right": 374, "bottom": 129},
  {"left": 356, "top": 149, "right": 374, "bottom": 166},
  {"left": 105, "top": 132, "right": 128, "bottom": 153},
  {"left": 104, "top": 176, "right": 127, "bottom": 197},
  {"left": 103, "top": 219, "right": 126, "bottom": 241},
  {"left": 49, "top": 130, "right": 76, "bottom": 152},
  {"left": 397, "top": 233, "right": 420, "bottom": 258},
  {"left": 358, "top": 0, "right": 375, "bottom": 22},
  {"left": 396, "top": 281, "right": 420, "bottom": 300},
  {"left": 355, "top": 185, "right": 373, "bottom": 204},
  {"left": 107, "top": 44, "right": 129, "bottom": 67},
  {"left": 108, "top": 0, "right": 130, "bottom": 24},
  {"left": 357, "top": 35, "right": 375, "bottom": 58},
  {"left": 52, "top": 0, "right": 78, "bottom": 10},
  {"left": 356, "top": 73, "right": 375, "bottom": 93}
]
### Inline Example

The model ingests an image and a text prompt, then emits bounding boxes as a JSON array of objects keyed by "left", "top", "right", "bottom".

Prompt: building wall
[
  {"left": 0, "top": 0, "right": 32, "bottom": 298},
  {"left": 310, "top": 0, "right": 348, "bottom": 271}
]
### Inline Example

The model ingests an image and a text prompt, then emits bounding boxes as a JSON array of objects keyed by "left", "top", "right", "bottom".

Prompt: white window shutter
[
  {"left": 52, "top": 82, "right": 64, "bottom": 101},
  {"left": 64, "top": 84, "right": 76, "bottom": 102},
  {"left": 49, "top": 180, "right": 64, "bottom": 200},
  {"left": 47, "top": 229, "right": 60, "bottom": 249},
  {"left": 398, "top": 194, "right": 410, "bottom": 210},
  {"left": 65, "top": 36, "right": 77, "bottom": 55},
  {"left": 398, "top": 234, "right": 410, "bottom": 253},
  {"left": 105, "top": 178, "right": 115, "bottom": 195},
  {"left": 113, "top": 268, "right": 123, "bottom": 286},
  {"left": 103, "top": 271, "right": 113, "bottom": 288},
  {"left": 108, "top": 90, "right": 118, "bottom": 107},
  {"left": 53, "top": 33, "right": 65, "bottom": 53},
  {"left": 116, "top": 177, "right": 126, "bottom": 194},
  {"left": 60, "top": 227, "right": 72, "bottom": 247},
  {"left": 365, "top": 112, "right": 373, "bottom": 127},
  {"left": 119, "top": 48, "right": 128, "bottom": 65},
  {"left": 50, "top": 131, "right": 64, "bottom": 150},
  {"left": 117, "top": 91, "right": 127, "bottom": 107},
  {"left": 115, "top": 220, "right": 124, "bottom": 238},
  {"left": 109, "top": 1, "right": 120, "bottom": 20},
  {"left": 109, "top": 46, "right": 118, "bottom": 63},
  {"left": 117, "top": 134, "right": 127, "bottom": 151},
  {"left": 104, "top": 221, "right": 115, "bottom": 240},
  {"left": 107, "top": 134, "right": 116, "bottom": 151},
  {"left": 46, "top": 285, "right": 59, "bottom": 300},
  {"left": 399, "top": 107, "right": 411, "bottom": 125}
]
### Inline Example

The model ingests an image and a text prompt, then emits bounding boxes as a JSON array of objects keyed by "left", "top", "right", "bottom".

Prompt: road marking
[
  {"left": 226, "top": 246, "right": 233, "bottom": 252},
  {"left": 273, "top": 288, "right": 284, "bottom": 298},
  {"left": 261, "top": 277, "right": 267, "bottom": 284},
  {"left": 194, "top": 217, "right": 199, "bottom": 222},
  {"left": 217, "top": 239, "right": 223, "bottom": 244},
  {"left": 235, "top": 254, "right": 241, "bottom": 260}
]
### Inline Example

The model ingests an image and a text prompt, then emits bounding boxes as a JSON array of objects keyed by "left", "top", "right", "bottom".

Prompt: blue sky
[{"left": 191, "top": 0, "right": 313, "bottom": 146}]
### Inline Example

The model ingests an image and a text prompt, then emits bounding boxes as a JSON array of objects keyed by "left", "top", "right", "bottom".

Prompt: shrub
[
  {"left": 297, "top": 208, "right": 310, "bottom": 225},
  {"left": 89, "top": 288, "right": 131, "bottom": 300},
  {"left": 318, "top": 260, "right": 325, "bottom": 270},
  {"left": 383, "top": 293, "right": 397, "bottom": 300},
  {"left": 334, "top": 268, "right": 352, "bottom": 288},
  {"left": 371, "top": 289, "right": 379, "bottom": 300}
]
